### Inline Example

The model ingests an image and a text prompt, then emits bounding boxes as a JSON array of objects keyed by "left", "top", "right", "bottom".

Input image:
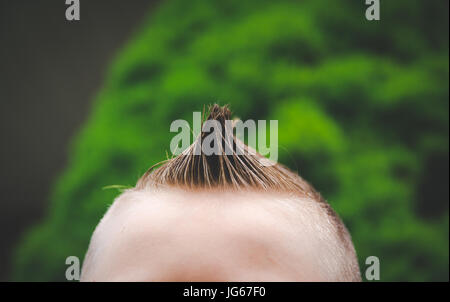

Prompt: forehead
[{"left": 81, "top": 188, "right": 332, "bottom": 281}]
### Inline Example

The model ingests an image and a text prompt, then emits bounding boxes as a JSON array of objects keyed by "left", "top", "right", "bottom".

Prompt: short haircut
[{"left": 136, "top": 104, "right": 361, "bottom": 281}]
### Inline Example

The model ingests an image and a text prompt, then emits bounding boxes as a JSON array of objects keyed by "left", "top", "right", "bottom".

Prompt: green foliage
[{"left": 13, "top": 0, "right": 448, "bottom": 281}]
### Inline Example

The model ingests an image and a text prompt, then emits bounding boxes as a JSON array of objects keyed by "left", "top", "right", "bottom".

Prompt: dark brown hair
[{"left": 139, "top": 105, "right": 317, "bottom": 195}]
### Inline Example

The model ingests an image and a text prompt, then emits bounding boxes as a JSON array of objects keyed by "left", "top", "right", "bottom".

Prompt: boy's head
[{"left": 81, "top": 105, "right": 361, "bottom": 281}]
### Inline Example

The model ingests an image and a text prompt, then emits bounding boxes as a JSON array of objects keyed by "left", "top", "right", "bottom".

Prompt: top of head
[
  {"left": 80, "top": 104, "right": 361, "bottom": 282},
  {"left": 138, "top": 104, "right": 319, "bottom": 193}
]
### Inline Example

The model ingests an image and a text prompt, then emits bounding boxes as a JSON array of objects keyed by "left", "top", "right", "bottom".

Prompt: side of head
[{"left": 81, "top": 105, "right": 361, "bottom": 282}]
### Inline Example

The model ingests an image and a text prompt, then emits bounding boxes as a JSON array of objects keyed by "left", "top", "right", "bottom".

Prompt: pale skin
[{"left": 81, "top": 188, "right": 357, "bottom": 281}]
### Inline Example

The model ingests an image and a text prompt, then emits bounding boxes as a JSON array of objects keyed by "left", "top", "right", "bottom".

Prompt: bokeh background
[{"left": 1, "top": 0, "right": 448, "bottom": 281}]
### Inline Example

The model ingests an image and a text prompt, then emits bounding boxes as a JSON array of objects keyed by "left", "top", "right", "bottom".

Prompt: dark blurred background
[{"left": 0, "top": 0, "right": 155, "bottom": 281}]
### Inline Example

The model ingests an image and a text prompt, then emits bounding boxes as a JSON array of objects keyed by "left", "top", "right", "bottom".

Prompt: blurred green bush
[{"left": 13, "top": 0, "right": 448, "bottom": 281}]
